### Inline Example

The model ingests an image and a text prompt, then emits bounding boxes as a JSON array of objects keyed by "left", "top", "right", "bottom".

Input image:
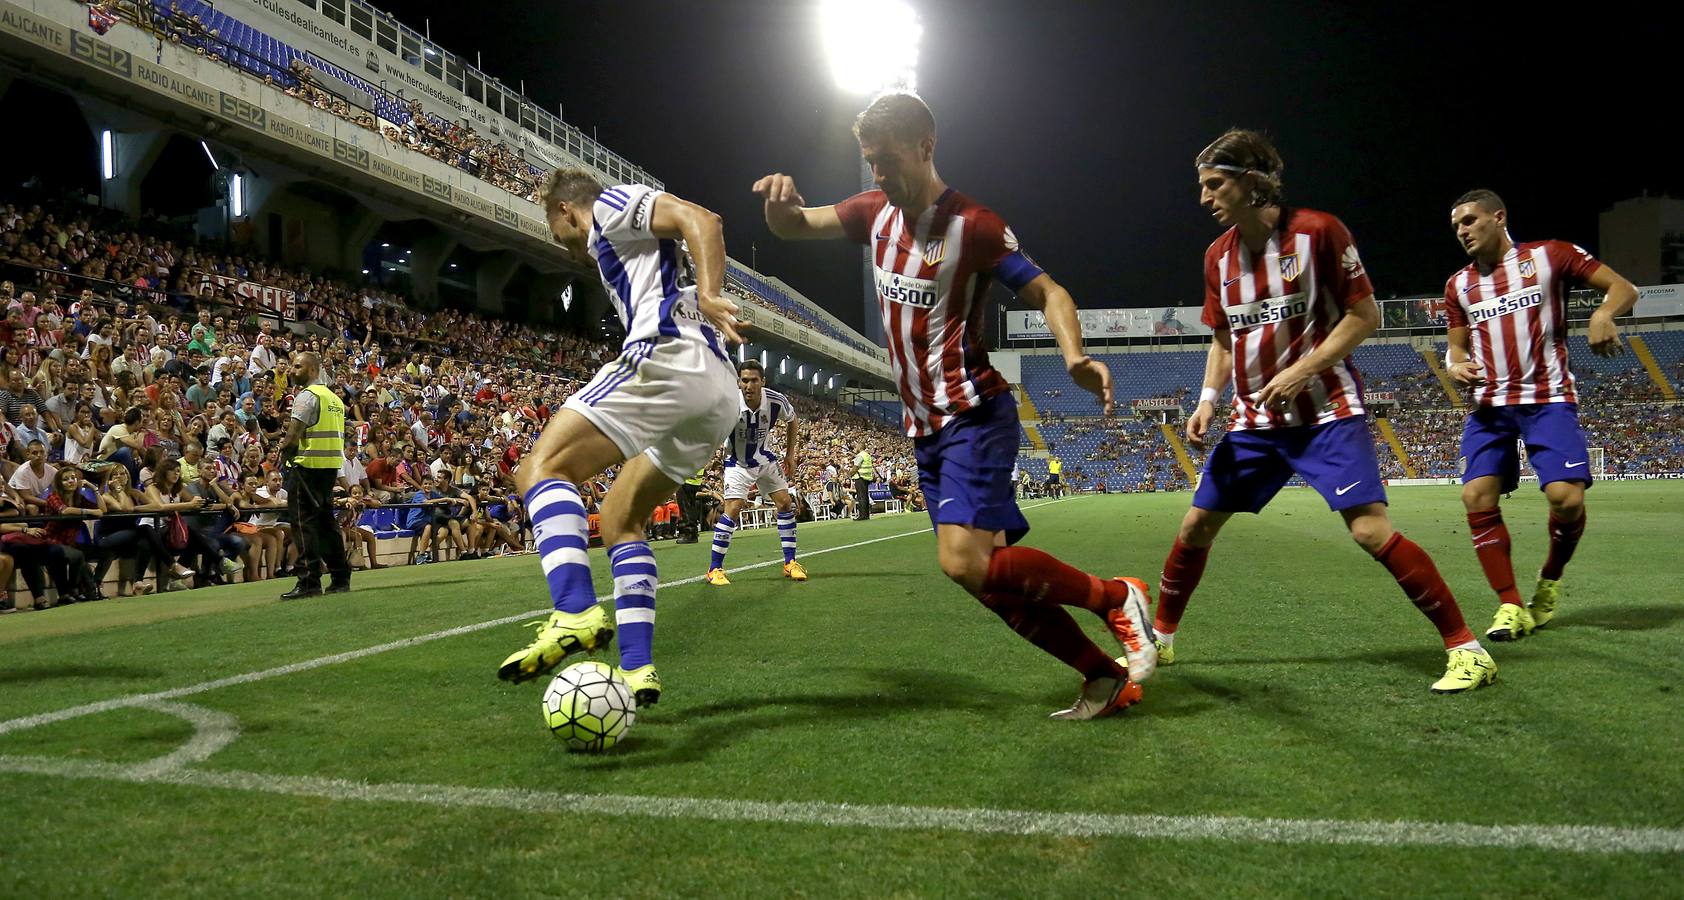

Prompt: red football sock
[
  {"left": 1375, "top": 533, "right": 1474, "bottom": 648},
  {"left": 1466, "top": 508, "right": 1523, "bottom": 607},
  {"left": 1154, "top": 539, "right": 1210, "bottom": 635},
  {"left": 984, "top": 545, "right": 1118, "bottom": 615},
  {"left": 981, "top": 596, "right": 1126, "bottom": 682},
  {"left": 1540, "top": 509, "right": 1585, "bottom": 581}
]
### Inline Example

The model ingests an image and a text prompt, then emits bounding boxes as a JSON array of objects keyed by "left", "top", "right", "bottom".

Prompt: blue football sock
[
  {"left": 777, "top": 510, "right": 798, "bottom": 564},
  {"left": 709, "top": 515, "right": 737, "bottom": 571},
  {"left": 526, "top": 479, "right": 595, "bottom": 614},
  {"left": 610, "top": 540, "right": 657, "bottom": 670}
]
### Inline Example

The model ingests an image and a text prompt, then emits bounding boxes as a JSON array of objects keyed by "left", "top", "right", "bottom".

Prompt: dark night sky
[{"left": 384, "top": 0, "right": 1676, "bottom": 333}]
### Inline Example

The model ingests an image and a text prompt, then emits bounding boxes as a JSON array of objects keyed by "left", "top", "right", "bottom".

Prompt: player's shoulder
[
  {"left": 1445, "top": 256, "right": 1481, "bottom": 289},
  {"left": 1522, "top": 238, "right": 1596, "bottom": 261},
  {"left": 593, "top": 184, "right": 660, "bottom": 231},
  {"left": 1284, "top": 206, "right": 1351, "bottom": 238},
  {"left": 1203, "top": 227, "right": 1238, "bottom": 262},
  {"left": 945, "top": 189, "right": 1007, "bottom": 230}
]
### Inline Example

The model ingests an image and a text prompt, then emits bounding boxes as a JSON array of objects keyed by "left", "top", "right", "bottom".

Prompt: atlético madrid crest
[
  {"left": 922, "top": 238, "right": 946, "bottom": 267},
  {"left": 1278, "top": 252, "right": 1301, "bottom": 281},
  {"left": 1518, "top": 258, "right": 1537, "bottom": 279}
]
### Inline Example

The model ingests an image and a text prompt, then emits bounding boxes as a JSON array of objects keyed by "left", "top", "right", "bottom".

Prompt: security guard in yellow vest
[
  {"left": 279, "top": 351, "right": 351, "bottom": 599},
  {"left": 851, "top": 443, "right": 874, "bottom": 521},
  {"left": 675, "top": 466, "right": 711, "bottom": 544}
]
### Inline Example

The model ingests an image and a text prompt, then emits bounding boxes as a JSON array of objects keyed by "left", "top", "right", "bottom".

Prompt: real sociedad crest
[
  {"left": 1278, "top": 252, "right": 1301, "bottom": 282},
  {"left": 1518, "top": 258, "right": 1537, "bottom": 279},
  {"left": 922, "top": 238, "right": 946, "bottom": 267}
]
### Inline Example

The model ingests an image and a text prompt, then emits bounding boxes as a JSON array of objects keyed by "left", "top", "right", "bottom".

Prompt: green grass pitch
[{"left": 2, "top": 484, "right": 1681, "bottom": 897}]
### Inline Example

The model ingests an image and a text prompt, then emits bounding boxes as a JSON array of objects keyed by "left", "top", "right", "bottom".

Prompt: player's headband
[{"left": 1201, "top": 164, "right": 1251, "bottom": 175}]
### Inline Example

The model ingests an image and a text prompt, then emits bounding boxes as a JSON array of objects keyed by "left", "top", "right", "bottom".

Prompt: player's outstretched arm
[
  {"left": 1188, "top": 330, "right": 1233, "bottom": 450},
  {"left": 1017, "top": 273, "right": 1113, "bottom": 414},
  {"left": 751, "top": 174, "right": 846, "bottom": 241},
  {"left": 1585, "top": 264, "right": 1639, "bottom": 357},
  {"left": 651, "top": 193, "right": 746, "bottom": 344}
]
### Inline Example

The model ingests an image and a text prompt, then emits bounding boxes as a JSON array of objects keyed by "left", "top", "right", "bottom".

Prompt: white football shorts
[
  {"left": 722, "top": 460, "right": 791, "bottom": 501},
  {"left": 564, "top": 337, "right": 738, "bottom": 484}
]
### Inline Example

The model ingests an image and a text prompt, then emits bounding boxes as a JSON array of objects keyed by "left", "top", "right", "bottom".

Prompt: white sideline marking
[
  {"left": 0, "top": 499, "right": 1066, "bottom": 738},
  {"left": 126, "top": 702, "right": 242, "bottom": 777},
  {"left": 0, "top": 753, "right": 1677, "bottom": 855},
  {"left": 1, "top": 496, "right": 1678, "bottom": 857}
]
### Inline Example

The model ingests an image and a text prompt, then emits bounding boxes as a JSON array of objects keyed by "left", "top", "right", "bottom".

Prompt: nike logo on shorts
[
  {"left": 939, "top": 497, "right": 956, "bottom": 508},
  {"left": 1335, "top": 481, "right": 1363, "bottom": 496},
  {"left": 1222, "top": 277, "right": 1241, "bottom": 287},
  {"left": 1564, "top": 461, "right": 1587, "bottom": 468}
]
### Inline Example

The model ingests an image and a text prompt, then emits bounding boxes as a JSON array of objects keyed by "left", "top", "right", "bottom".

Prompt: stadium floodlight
[
  {"left": 760, "top": 350, "right": 769, "bottom": 368},
  {"left": 200, "top": 140, "right": 220, "bottom": 170},
  {"left": 798, "top": 364, "right": 806, "bottom": 379},
  {"left": 737, "top": 343, "right": 746, "bottom": 363},
  {"left": 230, "top": 173, "right": 245, "bottom": 217},
  {"left": 100, "top": 130, "right": 115, "bottom": 180},
  {"left": 827, "top": 376, "right": 836, "bottom": 390},
  {"left": 820, "top": 0, "right": 921, "bottom": 94}
]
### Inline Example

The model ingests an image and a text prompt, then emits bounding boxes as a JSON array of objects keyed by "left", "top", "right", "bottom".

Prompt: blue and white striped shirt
[
  {"left": 588, "top": 183, "right": 728, "bottom": 362},
  {"left": 725, "top": 388, "right": 794, "bottom": 467}
]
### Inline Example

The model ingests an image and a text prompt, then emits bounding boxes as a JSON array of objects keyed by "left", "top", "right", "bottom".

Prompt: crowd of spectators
[{"left": 0, "top": 192, "right": 913, "bottom": 611}]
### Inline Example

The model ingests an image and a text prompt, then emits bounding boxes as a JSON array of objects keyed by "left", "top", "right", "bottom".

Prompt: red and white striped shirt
[
  {"left": 836, "top": 188, "right": 1042, "bottom": 438},
  {"left": 1443, "top": 240, "right": 1601, "bottom": 407},
  {"left": 1202, "top": 208, "right": 1374, "bottom": 431}
]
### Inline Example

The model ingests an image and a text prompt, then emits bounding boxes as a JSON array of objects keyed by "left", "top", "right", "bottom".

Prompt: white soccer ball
[{"left": 541, "top": 661, "right": 636, "bottom": 752}]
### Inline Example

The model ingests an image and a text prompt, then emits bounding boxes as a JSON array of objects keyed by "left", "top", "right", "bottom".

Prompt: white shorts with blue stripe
[{"left": 564, "top": 337, "right": 738, "bottom": 484}]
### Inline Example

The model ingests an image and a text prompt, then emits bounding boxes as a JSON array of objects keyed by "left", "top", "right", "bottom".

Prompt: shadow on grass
[
  {"left": 1557, "top": 604, "right": 1684, "bottom": 632},
  {"left": 0, "top": 664, "right": 163, "bottom": 685},
  {"left": 1175, "top": 647, "right": 1439, "bottom": 670},
  {"left": 572, "top": 666, "right": 1021, "bottom": 769}
]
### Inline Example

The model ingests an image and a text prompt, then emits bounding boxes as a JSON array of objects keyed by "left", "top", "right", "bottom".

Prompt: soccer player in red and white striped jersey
[
  {"left": 753, "top": 92, "right": 1156, "bottom": 720},
  {"left": 1443, "top": 190, "right": 1638, "bottom": 640},
  {"left": 1153, "top": 130, "right": 1494, "bottom": 693}
]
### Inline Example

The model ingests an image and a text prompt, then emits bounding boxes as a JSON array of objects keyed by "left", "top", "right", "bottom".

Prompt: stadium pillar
[
  {"left": 475, "top": 252, "right": 519, "bottom": 317},
  {"left": 526, "top": 272, "right": 573, "bottom": 325},
  {"left": 407, "top": 233, "right": 457, "bottom": 309},
  {"left": 338, "top": 207, "right": 386, "bottom": 274},
  {"left": 97, "top": 128, "right": 170, "bottom": 218}
]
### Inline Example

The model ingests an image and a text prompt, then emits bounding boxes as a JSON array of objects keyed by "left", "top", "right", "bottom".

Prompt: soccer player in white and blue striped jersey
[
  {"left": 497, "top": 168, "right": 746, "bottom": 707},
  {"left": 706, "top": 359, "right": 807, "bottom": 585}
]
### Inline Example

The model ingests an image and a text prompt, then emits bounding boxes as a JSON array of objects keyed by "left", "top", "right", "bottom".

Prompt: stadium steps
[
  {"left": 1374, "top": 418, "right": 1418, "bottom": 479},
  {"left": 1022, "top": 422, "right": 1048, "bottom": 452},
  {"left": 1158, "top": 423, "right": 1199, "bottom": 483},
  {"left": 1627, "top": 335, "right": 1679, "bottom": 401},
  {"left": 1419, "top": 348, "right": 1466, "bottom": 408},
  {"left": 1017, "top": 388, "right": 1042, "bottom": 421}
]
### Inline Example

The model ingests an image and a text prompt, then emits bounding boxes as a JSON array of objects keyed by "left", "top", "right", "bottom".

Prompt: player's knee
[
  {"left": 937, "top": 548, "right": 985, "bottom": 593},
  {"left": 1546, "top": 484, "right": 1585, "bottom": 518},
  {"left": 1348, "top": 518, "right": 1393, "bottom": 555},
  {"left": 1460, "top": 483, "right": 1498, "bottom": 511},
  {"left": 1177, "top": 512, "right": 1219, "bottom": 546}
]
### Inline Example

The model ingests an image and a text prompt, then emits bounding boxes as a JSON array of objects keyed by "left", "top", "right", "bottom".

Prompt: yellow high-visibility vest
[{"left": 292, "top": 384, "right": 345, "bottom": 468}]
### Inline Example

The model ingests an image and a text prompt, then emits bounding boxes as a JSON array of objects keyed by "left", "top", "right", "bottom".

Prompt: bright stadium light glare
[
  {"left": 230, "top": 173, "right": 245, "bottom": 217},
  {"left": 820, "top": 0, "right": 921, "bottom": 94},
  {"left": 100, "top": 130, "right": 115, "bottom": 180},
  {"left": 200, "top": 140, "right": 220, "bottom": 170}
]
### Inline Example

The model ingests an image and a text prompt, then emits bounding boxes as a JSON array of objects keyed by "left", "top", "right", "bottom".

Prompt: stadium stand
[
  {"left": 1014, "top": 335, "right": 1684, "bottom": 492},
  {"left": 0, "top": 190, "right": 909, "bottom": 612}
]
